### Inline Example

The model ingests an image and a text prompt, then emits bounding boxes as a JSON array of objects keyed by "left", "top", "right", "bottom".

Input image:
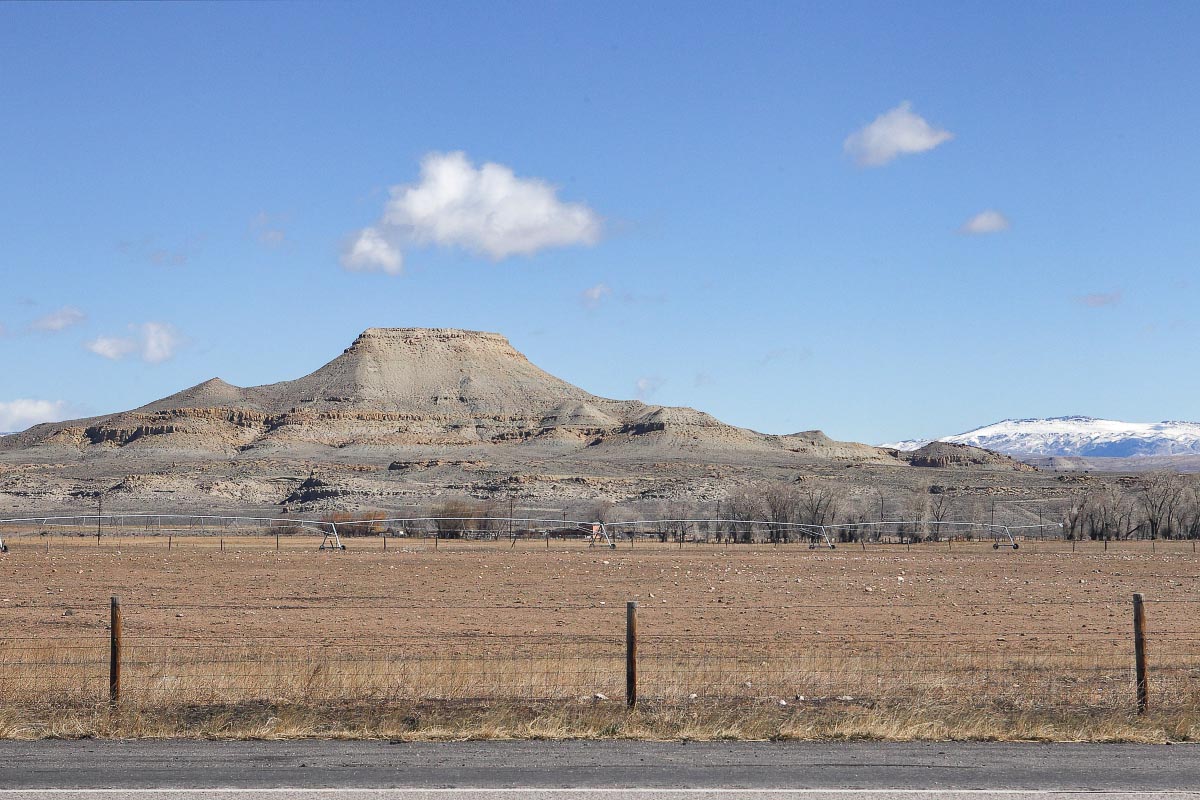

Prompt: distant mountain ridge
[
  {"left": 883, "top": 416, "right": 1200, "bottom": 458},
  {"left": 1, "top": 328, "right": 890, "bottom": 464}
]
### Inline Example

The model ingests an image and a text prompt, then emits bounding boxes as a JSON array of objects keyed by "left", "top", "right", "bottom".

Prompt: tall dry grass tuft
[{"left": 0, "top": 700, "right": 1190, "bottom": 742}]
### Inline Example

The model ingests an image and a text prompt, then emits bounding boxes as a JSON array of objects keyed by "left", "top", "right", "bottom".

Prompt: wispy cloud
[
  {"left": 1079, "top": 291, "right": 1122, "bottom": 308},
  {"left": 617, "top": 289, "right": 668, "bottom": 305},
  {"left": 342, "top": 151, "right": 602, "bottom": 274},
  {"left": 85, "top": 322, "right": 182, "bottom": 363},
  {"left": 29, "top": 306, "right": 86, "bottom": 332},
  {"left": 117, "top": 236, "right": 204, "bottom": 267},
  {"left": 0, "top": 399, "right": 67, "bottom": 432},
  {"left": 844, "top": 102, "right": 953, "bottom": 167},
  {"left": 758, "top": 346, "right": 813, "bottom": 365},
  {"left": 960, "top": 209, "right": 1011, "bottom": 235},
  {"left": 581, "top": 282, "right": 612, "bottom": 308},
  {"left": 635, "top": 376, "right": 664, "bottom": 400},
  {"left": 140, "top": 322, "right": 181, "bottom": 363},
  {"left": 251, "top": 212, "right": 287, "bottom": 248}
]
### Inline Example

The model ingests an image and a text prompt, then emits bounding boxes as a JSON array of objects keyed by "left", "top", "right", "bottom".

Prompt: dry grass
[
  {"left": 4, "top": 537, "right": 1200, "bottom": 741},
  {"left": 2, "top": 699, "right": 1200, "bottom": 743},
  {"left": 2, "top": 635, "right": 1197, "bottom": 741}
]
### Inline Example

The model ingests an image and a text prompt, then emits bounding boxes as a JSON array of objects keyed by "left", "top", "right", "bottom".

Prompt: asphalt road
[{"left": 1, "top": 740, "right": 1199, "bottom": 799}]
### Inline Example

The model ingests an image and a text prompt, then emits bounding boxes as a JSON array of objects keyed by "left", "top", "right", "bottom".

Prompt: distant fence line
[{"left": 0, "top": 514, "right": 1065, "bottom": 550}]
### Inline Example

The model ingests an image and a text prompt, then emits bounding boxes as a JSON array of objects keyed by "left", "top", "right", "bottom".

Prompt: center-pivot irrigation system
[{"left": 0, "top": 513, "right": 1059, "bottom": 551}]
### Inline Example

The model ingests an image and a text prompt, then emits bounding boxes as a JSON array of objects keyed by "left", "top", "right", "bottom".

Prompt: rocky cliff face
[{"left": 904, "top": 441, "right": 1036, "bottom": 471}]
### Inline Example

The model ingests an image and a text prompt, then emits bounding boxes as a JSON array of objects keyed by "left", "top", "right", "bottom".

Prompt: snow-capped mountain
[{"left": 882, "top": 416, "right": 1200, "bottom": 458}]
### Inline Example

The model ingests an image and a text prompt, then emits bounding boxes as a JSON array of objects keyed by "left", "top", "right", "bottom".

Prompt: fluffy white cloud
[
  {"left": 960, "top": 209, "right": 1011, "bottom": 234},
  {"left": 85, "top": 322, "right": 181, "bottom": 363},
  {"left": 844, "top": 102, "right": 953, "bottom": 167},
  {"left": 341, "top": 227, "right": 403, "bottom": 275},
  {"left": 581, "top": 282, "right": 612, "bottom": 308},
  {"left": 0, "top": 399, "right": 67, "bottom": 432},
  {"left": 30, "top": 306, "right": 86, "bottom": 332},
  {"left": 343, "top": 152, "right": 601, "bottom": 273}
]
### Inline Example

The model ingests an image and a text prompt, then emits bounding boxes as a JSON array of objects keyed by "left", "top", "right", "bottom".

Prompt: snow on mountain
[
  {"left": 882, "top": 416, "right": 1200, "bottom": 458},
  {"left": 881, "top": 437, "right": 932, "bottom": 451}
]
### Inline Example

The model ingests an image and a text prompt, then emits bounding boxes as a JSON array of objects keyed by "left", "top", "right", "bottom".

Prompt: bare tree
[
  {"left": 432, "top": 497, "right": 479, "bottom": 539},
  {"left": 1080, "top": 486, "right": 1137, "bottom": 540},
  {"left": 666, "top": 500, "right": 693, "bottom": 543},
  {"left": 1177, "top": 476, "right": 1200, "bottom": 540},
  {"left": 1063, "top": 497, "right": 1086, "bottom": 541},
  {"left": 1138, "top": 471, "right": 1187, "bottom": 539},
  {"left": 763, "top": 482, "right": 800, "bottom": 542},
  {"left": 929, "top": 487, "right": 955, "bottom": 526},
  {"left": 589, "top": 499, "right": 615, "bottom": 524},
  {"left": 895, "top": 487, "right": 931, "bottom": 542},
  {"left": 724, "top": 487, "right": 764, "bottom": 543},
  {"left": 797, "top": 481, "right": 844, "bottom": 529}
]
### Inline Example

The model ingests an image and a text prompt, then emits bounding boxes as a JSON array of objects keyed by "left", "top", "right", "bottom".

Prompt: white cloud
[
  {"left": 844, "top": 102, "right": 953, "bottom": 167},
  {"left": 341, "top": 227, "right": 403, "bottom": 275},
  {"left": 85, "top": 322, "right": 181, "bottom": 363},
  {"left": 140, "top": 322, "right": 181, "bottom": 363},
  {"left": 581, "top": 282, "right": 612, "bottom": 308},
  {"left": 86, "top": 336, "right": 137, "bottom": 360},
  {"left": 960, "top": 209, "right": 1011, "bottom": 235},
  {"left": 0, "top": 399, "right": 67, "bottom": 432},
  {"left": 343, "top": 151, "right": 601, "bottom": 273},
  {"left": 30, "top": 306, "right": 86, "bottom": 332},
  {"left": 635, "top": 376, "right": 664, "bottom": 400}
]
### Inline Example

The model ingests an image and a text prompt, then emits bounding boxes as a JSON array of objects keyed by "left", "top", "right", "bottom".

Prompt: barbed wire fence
[{"left": 0, "top": 596, "right": 1190, "bottom": 715}]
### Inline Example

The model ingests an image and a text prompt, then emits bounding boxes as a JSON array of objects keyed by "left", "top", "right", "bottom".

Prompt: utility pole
[
  {"left": 508, "top": 497, "right": 514, "bottom": 540},
  {"left": 96, "top": 492, "right": 103, "bottom": 544}
]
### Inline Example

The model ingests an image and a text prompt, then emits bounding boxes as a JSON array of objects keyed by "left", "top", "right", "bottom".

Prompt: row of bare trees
[
  {"left": 1063, "top": 472, "right": 1200, "bottom": 540},
  {"left": 723, "top": 481, "right": 845, "bottom": 542},
  {"left": 320, "top": 471, "right": 1200, "bottom": 543}
]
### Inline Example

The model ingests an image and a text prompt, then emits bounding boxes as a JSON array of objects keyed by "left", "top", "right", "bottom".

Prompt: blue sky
[{"left": 2, "top": 1, "right": 1198, "bottom": 443}]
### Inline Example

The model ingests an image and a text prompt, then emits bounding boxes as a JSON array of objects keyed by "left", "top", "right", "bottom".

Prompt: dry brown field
[{"left": 3, "top": 535, "right": 1200, "bottom": 741}]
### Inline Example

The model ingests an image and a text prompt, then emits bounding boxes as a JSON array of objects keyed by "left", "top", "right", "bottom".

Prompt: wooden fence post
[
  {"left": 1134, "top": 592, "right": 1148, "bottom": 714},
  {"left": 626, "top": 600, "right": 638, "bottom": 708},
  {"left": 109, "top": 596, "right": 122, "bottom": 705}
]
